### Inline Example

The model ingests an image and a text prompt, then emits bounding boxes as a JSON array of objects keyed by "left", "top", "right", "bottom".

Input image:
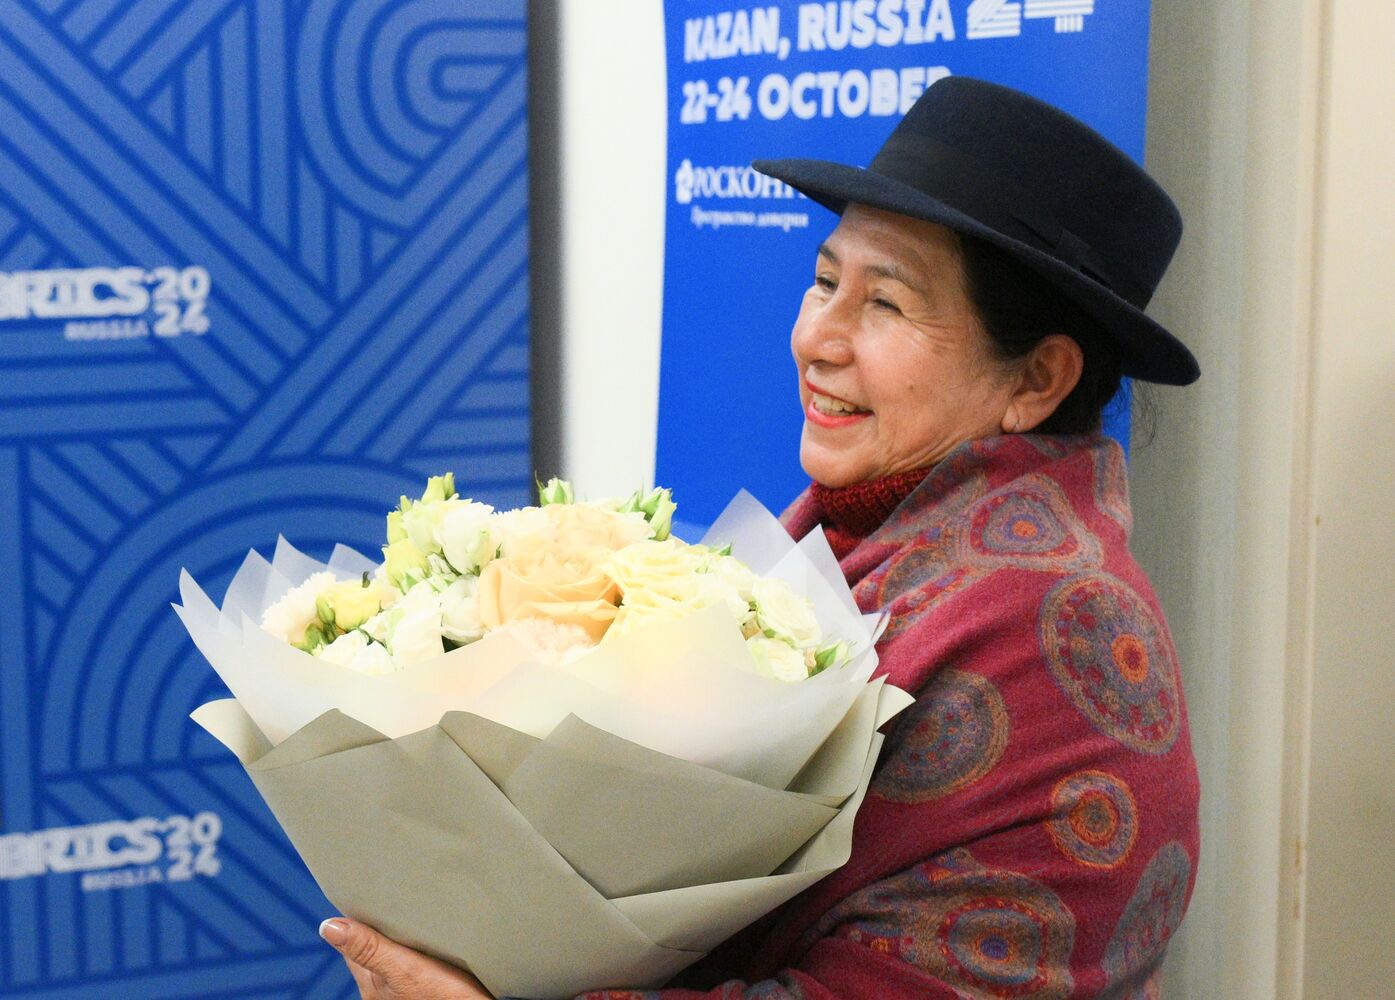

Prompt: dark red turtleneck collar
[{"left": 810, "top": 466, "right": 933, "bottom": 560}]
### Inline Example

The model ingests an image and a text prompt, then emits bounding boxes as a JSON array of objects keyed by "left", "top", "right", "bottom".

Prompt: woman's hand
[{"left": 319, "top": 917, "right": 494, "bottom": 1000}]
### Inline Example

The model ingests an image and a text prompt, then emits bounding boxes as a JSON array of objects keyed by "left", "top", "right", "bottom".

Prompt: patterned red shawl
[{"left": 582, "top": 433, "right": 1200, "bottom": 1000}]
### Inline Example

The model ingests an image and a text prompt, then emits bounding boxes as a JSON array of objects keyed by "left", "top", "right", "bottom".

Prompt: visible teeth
[{"left": 812, "top": 392, "right": 866, "bottom": 416}]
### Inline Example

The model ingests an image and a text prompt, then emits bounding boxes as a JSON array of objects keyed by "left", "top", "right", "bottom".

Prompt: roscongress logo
[
  {"left": 0, "top": 265, "right": 212, "bottom": 342},
  {"left": 674, "top": 159, "right": 799, "bottom": 205}
]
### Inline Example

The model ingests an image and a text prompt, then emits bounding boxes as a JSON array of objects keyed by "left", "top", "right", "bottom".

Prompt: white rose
[
  {"left": 438, "top": 575, "right": 487, "bottom": 644},
  {"left": 693, "top": 572, "right": 755, "bottom": 623},
  {"left": 438, "top": 500, "right": 498, "bottom": 575},
  {"left": 318, "top": 630, "right": 399, "bottom": 675},
  {"left": 261, "top": 571, "right": 338, "bottom": 645},
  {"left": 746, "top": 635, "right": 811, "bottom": 683},
  {"left": 709, "top": 554, "right": 758, "bottom": 601},
  {"left": 751, "top": 577, "right": 821, "bottom": 647}
]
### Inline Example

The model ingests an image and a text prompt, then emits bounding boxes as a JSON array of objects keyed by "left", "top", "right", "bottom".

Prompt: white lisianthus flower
[
  {"left": 318, "top": 630, "right": 398, "bottom": 675},
  {"left": 261, "top": 571, "right": 338, "bottom": 646},
  {"left": 751, "top": 578, "right": 821, "bottom": 647},
  {"left": 360, "top": 609, "right": 390, "bottom": 645},
  {"left": 438, "top": 575, "right": 487, "bottom": 644},
  {"left": 746, "top": 635, "right": 811, "bottom": 683},
  {"left": 401, "top": 498, "right": 452, "bottom": 557},
  {"left": 438, "top": 500, "right": 498, "bottom": 575},
  {"left": 379, "top": 582, "right": 446, "bottom": 665}
]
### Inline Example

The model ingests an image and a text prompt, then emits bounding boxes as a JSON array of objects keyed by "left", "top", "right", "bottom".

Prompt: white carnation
[
  {"left": 495, "top": 616, "right": 595, "bottom": 666},
  {"left": 260, "top": 571, "right": 337, "bottom": 644}
]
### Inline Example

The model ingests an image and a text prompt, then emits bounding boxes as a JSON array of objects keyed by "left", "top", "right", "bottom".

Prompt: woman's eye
[
  {"left": 873, "top": 298, "right": 901, "bottom": 313},
  {"left": 814, "top": 275, "right": 836, "bottom": 291}
]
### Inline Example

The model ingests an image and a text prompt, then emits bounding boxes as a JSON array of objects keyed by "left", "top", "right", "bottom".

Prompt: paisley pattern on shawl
[{"left": 579, "top": 433, "right": 1200, "bottom": 1000}]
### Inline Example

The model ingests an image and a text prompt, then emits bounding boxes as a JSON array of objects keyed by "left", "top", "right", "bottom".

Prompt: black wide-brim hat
[{"left": 753, "top": 77, "right": 1199, "bottom": 385}]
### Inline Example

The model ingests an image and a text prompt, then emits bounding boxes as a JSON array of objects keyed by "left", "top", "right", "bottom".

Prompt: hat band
[{"left": 869, "top": 133, "right": 1152, "bottom": 309}]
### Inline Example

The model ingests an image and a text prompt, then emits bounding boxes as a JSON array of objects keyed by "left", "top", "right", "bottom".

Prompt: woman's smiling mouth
[{"left": 806, "top": 383, "right": 872, "bottom": 428}]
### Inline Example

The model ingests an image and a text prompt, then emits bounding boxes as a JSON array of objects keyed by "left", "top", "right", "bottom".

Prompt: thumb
[{"left": 319, "top": 917, "right": 404, "bottom": 977}]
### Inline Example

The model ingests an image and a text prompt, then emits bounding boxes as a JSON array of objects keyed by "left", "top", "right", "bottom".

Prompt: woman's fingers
[
  {"left": 319, "top": 916, "right": 494, "bottom": 999},
  {"left": 342, "top": 957, "right": 382, "bottom": 999},
  {"left": 320, "top": 918, "right": 411, "bottom": 992}
]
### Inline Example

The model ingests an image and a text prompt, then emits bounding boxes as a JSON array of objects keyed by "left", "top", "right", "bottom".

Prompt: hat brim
[{"left": 753, "top": 158, "right": 1199, "bottom": 386}]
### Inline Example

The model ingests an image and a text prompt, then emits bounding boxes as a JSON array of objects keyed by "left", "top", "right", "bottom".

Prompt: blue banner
[
  {"left": 0, "top": 2, "right": 528, "bottom": 996},
  {"left": 657, "top": 0, "right": 1149, "bottom": 530}
]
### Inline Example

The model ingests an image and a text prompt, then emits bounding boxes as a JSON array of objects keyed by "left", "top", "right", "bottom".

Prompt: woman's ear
[{"left": 1001, "top": 334, "right": 1084, "bottom": 434}]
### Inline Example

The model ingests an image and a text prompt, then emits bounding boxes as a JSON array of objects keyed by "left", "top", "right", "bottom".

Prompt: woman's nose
[{"left": 793, "top": 293, "right": 856, "bottom": 368}]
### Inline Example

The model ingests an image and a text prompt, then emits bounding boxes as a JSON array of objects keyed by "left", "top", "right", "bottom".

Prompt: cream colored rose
[
  {"left": 606, "top": 539, "right": 756, "bottom": 634},
  {"left": 605, "top": 538, "right": 706, "bottom": 593},
  {"left": 708, "top": 554, "right": 758, "bottom": 601},
  {"left": 607, "top": 591, "right": 692, "bottom": 641},
  {"left": 476, "top": 503, "right": 647, "bottom": 641}
]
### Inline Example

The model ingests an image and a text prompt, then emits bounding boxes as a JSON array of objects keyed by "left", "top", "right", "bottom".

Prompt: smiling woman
[
  {"left": 323, "top": 76, "right": 1203, "bottom": 1000},
  {"left": 793, "top": 204, "right": 1085, "bottom": 488}
]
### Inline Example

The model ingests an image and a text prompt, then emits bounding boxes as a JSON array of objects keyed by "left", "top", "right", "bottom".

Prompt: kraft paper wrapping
[{"left": 192, "top": 677, "right": 912, "bottom": 1000}]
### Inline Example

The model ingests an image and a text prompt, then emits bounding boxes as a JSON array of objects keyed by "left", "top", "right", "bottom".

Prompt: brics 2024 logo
[{"left": 0, "top": 264, "right": 211, "bottom": 341}]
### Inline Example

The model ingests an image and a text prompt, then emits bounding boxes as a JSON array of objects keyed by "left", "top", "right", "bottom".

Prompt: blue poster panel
[
  {"left": 657, "top": 0, "right": 1149, "bottom": 531},
  {"left": 0, "top": 2, "right": 528, "bottom": 996}
]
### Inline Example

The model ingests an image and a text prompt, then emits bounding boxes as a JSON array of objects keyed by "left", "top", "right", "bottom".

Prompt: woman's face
[{"left": 791, "top": 204, "right": 1015, "bottom": 488}]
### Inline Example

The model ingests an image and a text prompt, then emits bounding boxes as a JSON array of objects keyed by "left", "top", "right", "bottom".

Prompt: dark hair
[{"left": 955, "top": 233, "right": 1125, "bottom": 436}]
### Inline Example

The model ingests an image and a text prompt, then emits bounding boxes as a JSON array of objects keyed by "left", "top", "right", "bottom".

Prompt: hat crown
[
  {"left": 751, "top": 76, "right": 1198, "bottom": 384},
  {"left": 872, "top": 77, "right": 1181, "bottom": 305}
]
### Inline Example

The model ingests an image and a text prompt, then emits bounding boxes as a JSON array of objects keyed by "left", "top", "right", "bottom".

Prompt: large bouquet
[{"left": 179, "top": 477, "right": 911, "bottom": 998}]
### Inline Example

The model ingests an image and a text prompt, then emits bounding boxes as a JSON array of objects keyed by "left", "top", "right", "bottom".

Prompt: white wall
[
  {"left": 532, "top": 0, "right": 666, "bottom": 496},
  {"left": 1136, "top": 0, "right": 1395, "bottom": 996},
  {"left": 1134, "top": 1, "right": 1250, "bottom": 995},
  {"left": 1297, "top": 1, "right": 1395, "bottom": 991}
]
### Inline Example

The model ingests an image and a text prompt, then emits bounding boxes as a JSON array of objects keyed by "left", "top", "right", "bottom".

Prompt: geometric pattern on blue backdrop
[{"left": 0, "top": 2, "right": 527, "bottom": 995}]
